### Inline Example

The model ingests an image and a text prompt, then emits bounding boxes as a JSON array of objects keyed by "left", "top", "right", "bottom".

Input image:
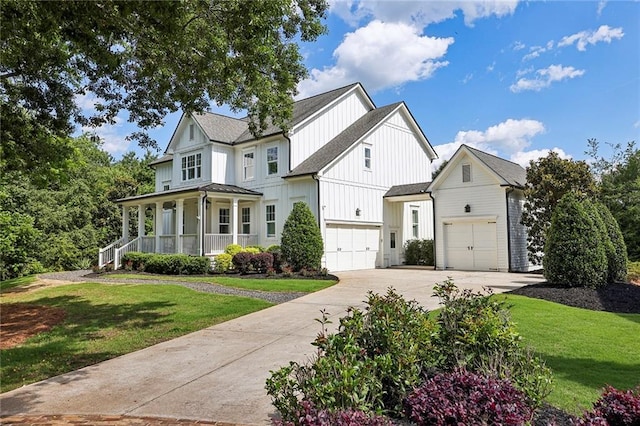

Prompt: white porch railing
[
  {"left": 204, "top": 234, "right": 258, "bottom": 254},
  {"left": 238, "top": 234, "right": 259, "bottom": 248},
  {"left": 113, "top": 237, "right": 141, "bottom": 269},
  {"left": 98, "top": 237, "right": 125, "bottom": 268},
  {"left": 180, "top": 235, "right": 199, "bottom": 255}
]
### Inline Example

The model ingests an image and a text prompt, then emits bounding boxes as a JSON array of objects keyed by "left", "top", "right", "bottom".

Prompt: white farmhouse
[{"left": 100, "top": 83, "right": 438, "bottom": 272}]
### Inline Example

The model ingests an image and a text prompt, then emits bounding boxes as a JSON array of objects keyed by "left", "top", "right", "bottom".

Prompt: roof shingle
[{"left": 465, "top": 145, "right": 526, "bottom": 187}]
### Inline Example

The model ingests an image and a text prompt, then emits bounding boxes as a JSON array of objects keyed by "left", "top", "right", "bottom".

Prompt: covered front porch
[{"left": 99, "top": 183, "right": 263, "bottom": 269}]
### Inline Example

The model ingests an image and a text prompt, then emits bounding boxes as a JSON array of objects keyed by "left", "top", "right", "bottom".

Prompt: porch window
[
  {"left": 462, "top": 164, "right": 471, "bottom": 182},
  {"left": 266, "top": 204, "right": 276, "bottom": 237},
  {"left": 181, "top": 153, "right": 201, "bottom": 181},
  {"left": 412, "top": 209, "right": 419, "bottom": 238},
  {"left": 267, "top": 146, "right": 278, "bottom": 175},
  {"left": 242, "top": 207, "right": 251, "bottom": 234},
  {"left": 219, "top": 208, "right": 230, "bottom": 234},
  {"left": 364, "top": 145, "right": 371, "bottom": 170},
  {"left": 243, "top": 150, "right": 255, "bottom": 181}
]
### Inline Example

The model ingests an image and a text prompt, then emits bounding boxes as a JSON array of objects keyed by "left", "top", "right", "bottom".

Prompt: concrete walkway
[{"left": 0, "top": 269, "right": 544, "bottom": 425}]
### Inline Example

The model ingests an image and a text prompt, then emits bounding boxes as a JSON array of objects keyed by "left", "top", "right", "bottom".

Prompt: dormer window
[
  {"left": 181, "top": 152, "right": 201, "bottom": 181},
  {"left": 189, "top": 124, "right": 195, "bottom": 140},
  {"left": 462, "top": 164, "right": 471, "bottom": 182}
]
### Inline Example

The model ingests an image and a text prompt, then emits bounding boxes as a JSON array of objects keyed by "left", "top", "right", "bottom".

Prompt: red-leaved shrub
[
  {"left": 250, "top": 252, "right": 274, "bottom": 273},
  {"left": 272, "top": 400, "right": 391, "bottom": 426},
  {"left": 403, "top": 369, "right": 533, "bottom": 425},
  {"left": 575, "top": 386, "right": 640, "bottom": 426},
  {"left": 232, "top": 252, "right": 252, "bottom": 274}
]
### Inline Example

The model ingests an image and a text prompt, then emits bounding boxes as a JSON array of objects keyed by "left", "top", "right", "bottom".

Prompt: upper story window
[
  {"left": 243, "top": 150, "right": 255, "bottom": 181},
  {"left": 266, "top": 204, "right": 276, "bottom": 237},
  {"left": 462, "top": 164, "right": 471, "bottom": 182},
  {"left": 181, "top": 153, "right": 201, "bottom": 181},
  {"left": 267, "top": 146, "right": 278, "bottom": 175},
  {"left": 242, "top": 207, "right": 251, "bottom": 234},
  {"left": 412, "top": 208, "right": 419, "bottom": 238},
  {"left": 189, "top": 124, "right": 195, "bottom": 140},
  {"left": 364, "top": 145, "right": 371, "bottom": 170}
]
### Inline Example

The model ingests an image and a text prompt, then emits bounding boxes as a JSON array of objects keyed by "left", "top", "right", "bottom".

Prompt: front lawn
[
  {"left": 0, "top": 282, "right": 272, "bottom": 393},
  {"left": 504, "top": 294, "right": 640, "bottom": 415},
  {"left": 104, "top": 273, "right": 337, "bottom": 292}
]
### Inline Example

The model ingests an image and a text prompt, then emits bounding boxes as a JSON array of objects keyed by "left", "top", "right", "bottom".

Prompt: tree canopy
[
  {"left": 1, "top": 0, "right": 328, "bottom": 177},
  {"left": 521, "top": 152, "right": 598, "bottom": 265}
]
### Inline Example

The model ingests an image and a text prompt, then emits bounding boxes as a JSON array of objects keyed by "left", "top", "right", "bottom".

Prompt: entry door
[
  {"left": 444, "top": 221, "right": 497, "bottom": 270},
  {"left": 389, "top": 229, "right": 399, "bottom": 266}
]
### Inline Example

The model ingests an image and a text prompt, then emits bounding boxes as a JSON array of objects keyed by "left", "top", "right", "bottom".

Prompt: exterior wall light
[
  {"left": 465, "top": 204, "right": 471, "bottom": 213},
  {"left": 356, "top": 208, "right": 361, "bottom": 217}
]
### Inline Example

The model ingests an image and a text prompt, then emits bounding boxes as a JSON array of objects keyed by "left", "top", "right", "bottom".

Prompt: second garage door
[
  {"left": 325, "top": 224, "right": 380, "bottom": 272},
  {"left": 444, "top": 221, "right": 498, "bottom": 271}
]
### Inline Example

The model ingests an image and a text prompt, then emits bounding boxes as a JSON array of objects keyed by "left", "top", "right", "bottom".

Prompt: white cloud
[
  {"left": 298, "top": 21, "right": 454, "bottom": 97},
  {"left": 431, "top": 118, "right": 545, "bottom": 169},
  {"left": 512, "top": 41, "right": 526, "bottom": 51},
  {"left": 522, "top": 40, "right": 554, "bottom": 61},
  {"left": 597, "top": 1, "right": 607, "bottom": 17},
  {"left": 462, "top": 73, "right": 473, "bottom": 84},
  {"left": 330, "top": 0, "right": 519, "bottom": 28},
  {"left": 486, "top": 61, "right": 496, "bottom": 72},
  {"left": 510, "top": 148, "right": 571, "bottom": 167},
  {"left": 510, "top": 64, "right": 585, "bottom": 92},
  {"left": 558, "top": 25, "right": 624, "bottom": 51}
]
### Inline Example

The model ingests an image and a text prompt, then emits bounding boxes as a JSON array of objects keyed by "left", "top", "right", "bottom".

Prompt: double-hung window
[
  {"left": 219, "top": 208, "right": 230, "bottom": 234},
  {"left": 267, "top": 146, "right": 278, "bottom": 175},
  {"left": 412, "top": 209, "right": 419, "bottom": 238},
  {"left": 364, "top": 145, "right": 372, "bottom": 170},
  {"left": 243, "top": 150, "right": 255, "bottom": 181},
  {"left": 242, "top": 207, "right": 251, "bottom": 234},
  {"left": 181, "top": 153, "right": 201, "bottom": 181},
  {"left": 266, "top": 205, "right": 276, "bottom": 237}
]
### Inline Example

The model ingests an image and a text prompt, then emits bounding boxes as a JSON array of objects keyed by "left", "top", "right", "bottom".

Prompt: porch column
[
  {"left": 122, "top": 205, "right": 130, "bottom": 243},
  {"left": 155, "top": 201, "right": 163, "bottom": 253},
  {"left": 176, "top": 199, "right": 184, "bottom": 254},
  {"left": 198, "top": 196, "right": 204, "bottom": 256},
  {"left": 232, "top": 197, "right": 239, "bottom": 245},
  {"left": 137, "top": 204, "right": 145, "bottom": 238}
]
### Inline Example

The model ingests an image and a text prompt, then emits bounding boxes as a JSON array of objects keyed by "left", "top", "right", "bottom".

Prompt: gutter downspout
[
  {"left": 505, "top": 187, "right": 514, "bottom": 272},
  {"left": 427, "top": 191, "right": 436, "bottom": 270},
  {"left": 201, "top": 191, "right": 208, "bottom": 256}
]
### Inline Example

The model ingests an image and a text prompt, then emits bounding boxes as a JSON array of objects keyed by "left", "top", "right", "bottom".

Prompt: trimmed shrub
[
  {"left": 281, "top": 202, "right": 323, "bottom": 272},
  {"left": 250, "top": 252, "right": 274, "bottom": 273},
  {"left": 232, "top": 251, "right": 252, "bottom": 274},
  {"left": 123, "top": 253, "right": 210, "bottom": 275},
  {"left": 576, "top": 385, "right": 640, "bottom": 426},
  {"left": 224, "top": 244, "right": 242, "bottom": 257},
  {"left": 121, "top": 252, "right": 151, "bottom": 270},
  {"left": 267, "top": 245, "right": 283, "bottom": 272},
  {"left": 596, "top": 203, "right": 628, "bottom": 283},
  {"left": 544, "top": 192, "right": 608, "bottom": 288},
  {"left": 403, "top": 239, "right": 434, "bottom": 266},
  {"left": 403, "top": 369, "right": 533, "bottom": 426},
  {"left": 244, "top": 246, "right": 261, "bottom": 255},
  {"left": 272, "top": 400, "right": 392, "bottom": 426},
  {"left": 213, "top": 253, "right": 233, "bottom": 273}
]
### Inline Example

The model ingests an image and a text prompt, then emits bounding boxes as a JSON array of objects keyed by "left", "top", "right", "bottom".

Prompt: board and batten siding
[
  {"left": 210, "top": 143, "right": 235, "bottom": 184},
  {"left": 432, "top": 184, "right": 509, "bottom": 272},
  {"left": 290, "top": 90, "right": 370, "bottom": 170},
  {"left": 155, "top": 163, "right": 172, "bottom": 192},
  {"left": 506, "top": 189, "right": 534, "bottom": 272}
]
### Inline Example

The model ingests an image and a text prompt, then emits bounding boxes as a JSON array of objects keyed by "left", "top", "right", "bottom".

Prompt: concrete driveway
[{"left": 0, "top": 268, "right": 544, "bottom": 425}]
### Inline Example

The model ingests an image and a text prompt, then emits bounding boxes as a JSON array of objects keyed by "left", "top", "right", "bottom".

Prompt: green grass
[
  {"left": 106, "top": 273, "right": 337, "bottom": 292},
  {"left": 0, "top": 282, "right": 272, "bottom": 393},
  {"left": 503, "top": 294, "right": 640, "bottom": 414},
  {"left": 0, "top": 275, "right": 37, "bottom": 292}
]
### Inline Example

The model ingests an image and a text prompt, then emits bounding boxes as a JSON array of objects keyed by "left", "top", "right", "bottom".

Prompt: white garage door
[
  {"left": 325, "top": 225, "right": 380, "bottom": 272},
  {"left": 444, "top": 221, "right": 497, "bottom": 271}
]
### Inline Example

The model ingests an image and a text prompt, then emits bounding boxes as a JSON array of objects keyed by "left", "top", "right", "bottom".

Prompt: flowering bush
[{"left": 403, "top": 369, "right": 533, "bottom": 425}]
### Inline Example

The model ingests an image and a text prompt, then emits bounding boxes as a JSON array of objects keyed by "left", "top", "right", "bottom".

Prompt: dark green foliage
[
  {"left": 522, "top": 152, "right": 598, "bottom": 265},
  {"left": 121, "top": 252, "right": 209, "bottom": 275},
  {"left": 267, "top": 245, "right": 283, "bottom": 272},
  {"left": 404, "top": 369, "right": 533, "bottom": 425},
  {"left": 403, "top": 239, "right": 434, "bottom": 266},
  {"left": 0, "top": 211, "right": 43, "bottom": 280},
  {"left": 432, "top": 279, "right": 552, "bottom": 408},
  {"left": 281, "top": 202, "right": 323, "bottom": 272},
  {"left": 596, "top": 203, "right": 628, "bottom": 283},
  {"left": 544, "top": 192, "right": 608, "bottom": 288}
]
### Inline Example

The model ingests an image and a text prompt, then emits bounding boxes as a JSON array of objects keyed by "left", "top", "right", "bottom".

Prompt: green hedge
[
  {"left": 403, "top": 239, "right": 434, "bottom": 266},
  {"left": 121, "top": 252, "right": 210, "bottom": 275}
]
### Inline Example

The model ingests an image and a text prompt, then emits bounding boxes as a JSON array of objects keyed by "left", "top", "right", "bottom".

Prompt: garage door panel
[
  {"left": 444, "top": 221, "right": 497, "bottom": 271},
  {"left": 325, "top": 225, "right": 379, "bottom": 272}
]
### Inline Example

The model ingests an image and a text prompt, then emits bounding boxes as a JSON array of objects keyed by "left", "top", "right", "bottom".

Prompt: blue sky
[{"left": 85, "top": 0, "right": 639, "bottom": 169}]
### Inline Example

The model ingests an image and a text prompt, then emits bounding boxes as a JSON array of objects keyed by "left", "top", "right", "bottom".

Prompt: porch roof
[
  {"left": 384, "top": 182, "right": 431, "bottom": 198},
  {"left": 116, "top": 183, "right": 262, "bottom": 204}
]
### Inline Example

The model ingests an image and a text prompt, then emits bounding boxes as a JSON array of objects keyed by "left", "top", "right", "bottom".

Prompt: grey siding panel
[{"left": 507, "top": 190, "right": 533, "bottom": 272}]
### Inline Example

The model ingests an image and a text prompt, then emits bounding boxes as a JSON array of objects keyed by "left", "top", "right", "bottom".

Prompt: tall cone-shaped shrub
[
  {"left": 281, "top": 202, "right": 323, "bottom": 271},
  {"left": 596, "top": 202, "right": 628, "bottom": 283},
  {"left": 544, "top": 192, "right": 607, "bottom": 288}
]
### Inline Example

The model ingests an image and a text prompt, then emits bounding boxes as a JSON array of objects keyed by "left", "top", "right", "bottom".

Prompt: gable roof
[
  {"left": 384, "top": 182, "right": 431, "bottom": 198},
  {"left": 428, "top": 144, "right": 526, "bottom": 190},
  {"left": 192, "top": 112, "right": 249, "bottom": 143},
  {"left": 285, "top": 102, "right": 402, "bottom": 178}
]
